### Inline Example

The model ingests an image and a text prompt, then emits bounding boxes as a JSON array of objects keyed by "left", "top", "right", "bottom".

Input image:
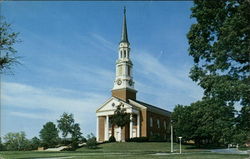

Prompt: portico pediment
[{"left": 96, "top": 97, "right": 132, "bottom": 114}]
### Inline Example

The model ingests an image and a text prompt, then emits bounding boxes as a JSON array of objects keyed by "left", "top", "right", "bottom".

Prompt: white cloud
[
  {"left": 91, "top": 33, "right": 117, "bottom": 52},
  {"left": 76, "top": 33, "right": 117, "bottom": 54},
  {"left": 9, "top": 111, "right": 51, "bottom": 120},
  {"left": 1, "top": 81, "right": 107, "bottom": 131},
  {"left": 133, "top": 50, "right": 203, "bottom": 108}
]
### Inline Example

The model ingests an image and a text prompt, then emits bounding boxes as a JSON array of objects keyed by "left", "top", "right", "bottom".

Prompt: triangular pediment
[{"left": 96, "top": 97, "right": 133, "bottom": 113}]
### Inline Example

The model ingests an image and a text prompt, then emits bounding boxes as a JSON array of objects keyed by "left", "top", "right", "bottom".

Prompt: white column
[
  {"left": 119, "top": 127, "right": 122, "bottom": 142},
  {"left": 137, "top": 113, "right": 140, "bottom": 137},
  {"left": 129, "top": 114, "right": 133, "bottom": 138},
  {"left": 96, "top": 116, "right": 99, "bottom": 141},
  {"left": 105, "top": 115, "right": 109, "bottom": 141}
]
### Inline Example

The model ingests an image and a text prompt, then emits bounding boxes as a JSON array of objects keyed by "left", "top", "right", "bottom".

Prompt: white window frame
[
  {"left": 150, "top": 117, "right": 153, "bottom": 127},
  {"left": 157, "top": 119, "right": 160, "bottom": 128}
]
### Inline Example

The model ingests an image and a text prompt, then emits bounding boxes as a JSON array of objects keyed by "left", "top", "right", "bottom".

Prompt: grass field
[{"left": 0, "top": 142, "right": 249, "bottom": 159}]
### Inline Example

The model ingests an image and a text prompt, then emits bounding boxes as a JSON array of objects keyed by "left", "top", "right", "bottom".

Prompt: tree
[
  {"left": 3, "top": 131, "right": 29, "bottom": 151},
  {"left": 0, "top": 137, "right": 5, "bottom": 151},
  {"left": 57, "top": 113, "right": 75, "bottom": 139},
  {"left": 110, "top": 102, "right": 131, "bottom": 128},
  {"left": 187, "top": 0, "right": 250, "bottom": 144},
  {"left": 171, "top": 105, "right": 195, "bottom": 142},
  {"left": 57, "top": 112, "right": 82, "bottom": 148},
  {"left": 30, "top": 137, "right": 41, "bottom": 150},
  {"left": 237, "top": 105, "right": 250, "bottom": 132},
  {"left": 71, "top": 123, "right": 82, "bottom": 149},
  {"left": 235, "top": 105, "right": 250, "bottom": 144},
  {"left": 0, "top": 16, "right": 20, "bottom": 73},
  {"left": 39, "top": 122, "right": 59, "bottom": 148},
  {"left": 172, "top": 98, "right": 235, "bottom": 146},
  {"left": 187, "top": 0, "right": 249, "bottom": 103}
]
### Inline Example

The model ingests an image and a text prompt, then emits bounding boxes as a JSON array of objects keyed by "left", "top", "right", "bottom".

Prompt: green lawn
[
  {"left": 77, "top": 142, "right": 196, "bottom": 153},
  {"left": 0, "top": 142, "right": 249, "bottom": 159}
]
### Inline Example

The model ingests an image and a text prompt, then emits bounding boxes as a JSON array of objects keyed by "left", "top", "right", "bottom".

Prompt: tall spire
[
  {"left": 120, "top": 6, "right": 129, "bottom": 44},
  {"left": 112, "top": 6, "right": 137, "bottom": 101}
]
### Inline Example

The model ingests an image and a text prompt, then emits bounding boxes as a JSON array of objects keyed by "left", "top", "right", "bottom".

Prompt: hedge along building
[{"left": 96, "top": 8, "right": 171, "bottom": 142}]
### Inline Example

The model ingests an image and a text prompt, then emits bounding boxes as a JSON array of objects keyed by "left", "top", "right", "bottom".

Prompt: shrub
[
  {"left": 80, "top": 136, "right": 87, "bottom": 143},
  {"left": 86, "top": 133, "right": 97, "bottom": 149},
  {"left": 126, "top": 137, "right": 149, "bottom": 142},
  {"left": 149, "top": 134, "right": 165, "bottom": 142},
  {"left": 109, "top": 136, "right": 116, "bottom": 142},
  {"left": 86, "top": 138, "right": 97, "bottom": 149}
]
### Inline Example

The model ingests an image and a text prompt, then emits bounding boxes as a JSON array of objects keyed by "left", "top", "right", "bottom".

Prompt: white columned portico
[
  {"left": 105, "top": 115, "right": 109, "bottom": 141},
  {"left": 96, "top": 116, "right": 99, "bottom": 141},
  {"left": 129, "top": 114, "right": 133, "bottom": 138},
  {"left": 137, "top": 113, "right": 140, "bottom": 137}
]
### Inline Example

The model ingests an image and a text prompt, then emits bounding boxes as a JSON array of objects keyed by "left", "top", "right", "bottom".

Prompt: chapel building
[{"left": 96, "top": 8, "right": 171, "bottom": 142}]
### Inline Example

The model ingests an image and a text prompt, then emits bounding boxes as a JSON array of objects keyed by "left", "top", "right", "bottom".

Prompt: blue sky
[{"left": 1, "top": 1, "right": 204, "bottom": 139}]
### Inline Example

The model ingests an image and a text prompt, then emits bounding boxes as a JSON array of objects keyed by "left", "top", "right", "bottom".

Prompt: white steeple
[{"left": 112, "top": 7, "right": 136, "bottom": 92}]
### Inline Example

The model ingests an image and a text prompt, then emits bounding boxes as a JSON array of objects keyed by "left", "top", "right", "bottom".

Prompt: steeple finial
[{"left": 120, "top": 6, "right": 129, "bottom": 44}]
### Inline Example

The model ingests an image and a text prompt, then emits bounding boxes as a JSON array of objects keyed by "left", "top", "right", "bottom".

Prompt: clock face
[
  {"left": 129, "top": 80, "right": 133, "bottom": 86},
  {"left": 117, "top": 79, "right": 122, "bottom": 85}
]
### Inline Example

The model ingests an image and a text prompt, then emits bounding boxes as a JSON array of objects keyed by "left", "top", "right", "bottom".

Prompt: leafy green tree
[
  {"left": 187, "top": 0, "right": 249, "bottom": 104},
  {"left": 71, "top": 123, "right": 82, "bottom": 149},
  {"left": 110, "top": 102, "right": 131, "bottom": 129},
  {"left": 30, "top": 137, "right": 41, "bottom": 150},
  {"left": 235, "top": 105, "right": 250, "bottom": 145},
  {"left": 192, "top": 98, "right": 234, "bottom": 146},
  {"left": 57, "top": 113, "right": 75, "bottom": 139},
  {"left": 237, "top": 105, "right": 250, "bottom": 132},
  {"left": 57, "top": 112, "right": 82, "bottom": 148},
  {"left": 171, "top": 105, "right": 195, "bottom": 142},
  {"left": 0, "top": 16, "right": 20, "bottom": 73},
  {"left": 3, "top": 131, "right": 29, "bottom": 151},
  {"left": 232, "top": 129, "right": 249, "bottom": 145},
  {"left": 187, "top": 0, "right": 250, "bottom": 144},
  {"left": 172, "top": 98, "right": 235, "bottom": 146},
  {"left": 39, "top": 122, "right": 59, "bottom": 148},
  {"left": 0, "top": 137, "right": 5, "bottom": 151}
]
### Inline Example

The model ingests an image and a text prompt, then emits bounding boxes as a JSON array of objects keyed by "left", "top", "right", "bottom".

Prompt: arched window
[
  {"left": 124, "top": 50, "right": 127, "bottom": 58},
  {"left": 120, "top": 51, "right": 122, "bottom": 58}
]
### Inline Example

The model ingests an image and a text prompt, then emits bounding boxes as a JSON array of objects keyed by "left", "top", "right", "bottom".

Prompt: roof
[
  {"left": 96, "top": 97, "right": 171, "bottom": 117},
  {"left": 129, "top": 100, "right": 171, "bottom": 117}
]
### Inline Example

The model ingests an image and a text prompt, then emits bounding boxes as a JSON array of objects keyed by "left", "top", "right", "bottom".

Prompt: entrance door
[
  {"left": 114, "top": 128, "right": 121, "bottom": 141},
  {"left": 132, "top": 128, "right": 137, "bottom": 138}
]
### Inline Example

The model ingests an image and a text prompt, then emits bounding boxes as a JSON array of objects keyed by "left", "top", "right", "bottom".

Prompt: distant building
[{"left": 96, "top": 8, "right": 171, "bottom": 142}]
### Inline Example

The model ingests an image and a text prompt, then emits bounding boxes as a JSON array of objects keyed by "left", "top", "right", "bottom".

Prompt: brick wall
[
  {"left": 147, "top": 111, "right": 170, "bottom": 139},
  {"left": 112, "top": 88, "right": 136, "bottom": 101}
]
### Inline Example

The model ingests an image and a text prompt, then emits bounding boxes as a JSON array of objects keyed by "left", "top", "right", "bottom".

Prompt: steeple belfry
[{"left": 112, "top": 7, "right": 137, "bottom": 101}]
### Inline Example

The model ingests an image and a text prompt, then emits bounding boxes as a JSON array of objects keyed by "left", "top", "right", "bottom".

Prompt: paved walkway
[
  {"left": 45, "top": 146, "right": 68, "bottom": 152},
  {"left": 34, "top": 157, "right": 72, "bottom": 159},
  {"left": 210, "top": 148, "right": 249, "bottom": 154}
]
